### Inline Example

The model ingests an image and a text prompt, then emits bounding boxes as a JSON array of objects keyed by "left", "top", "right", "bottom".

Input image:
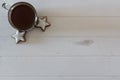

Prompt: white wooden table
[{"left": 1, "top": 0, "right": 120, "bottom": 80}]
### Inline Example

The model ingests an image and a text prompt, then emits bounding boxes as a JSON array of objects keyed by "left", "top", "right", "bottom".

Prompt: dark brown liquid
[{"left": 10, "top": 4, "right": 35, "bottom": 31}]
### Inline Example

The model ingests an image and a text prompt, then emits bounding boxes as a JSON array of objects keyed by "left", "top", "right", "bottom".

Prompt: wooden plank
[
  {"left": 1, "top": 0, "right": 120, "bottom": 16},
  {"left": 0, "top": 77, "right": 120, "bottom": 80},
  {"left": 1, "top": 16, "right": 120, "bottom": 37},
  {"left": 0, "top": 37, "right": 120, "bottom": 56},
  {"left": 0, "top": 57, "right": 120, "bottom": 77}
]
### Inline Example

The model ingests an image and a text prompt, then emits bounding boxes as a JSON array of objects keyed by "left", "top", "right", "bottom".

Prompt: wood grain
[
  {"left": 1, "top": 0, "right": 120, "bottom": 80},
  {"left": 0, "top": 16, "right": 120, "bottom": 56},
  {"left": 0, "top": 16, "right": 120, "bottom": 80},
  {"left": 1, "top": 0, "right": 120, "bottom": 16}
]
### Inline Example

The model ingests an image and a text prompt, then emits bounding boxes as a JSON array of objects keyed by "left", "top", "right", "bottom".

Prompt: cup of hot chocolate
[
  {"left": 2, "top": 2, "right": 50, "bottom": 43},
  {"left": 2, "top": 2, "right": 38, "bottom": 31}
]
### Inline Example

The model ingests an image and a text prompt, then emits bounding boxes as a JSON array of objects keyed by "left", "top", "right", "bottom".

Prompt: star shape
[
  {"left": 35, "top": 16, "right": 50, "bottom": 32},
  {"left": 12, "top": 30, "right": 26, "bottom": 44}
]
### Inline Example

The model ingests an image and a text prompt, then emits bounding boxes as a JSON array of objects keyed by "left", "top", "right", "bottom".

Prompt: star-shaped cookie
[
  {"left": 12, "top": 30, "right": 26, "bottom": 43},
  {"left": 35, "top": 16, "right": 50, "bottom": 32}
]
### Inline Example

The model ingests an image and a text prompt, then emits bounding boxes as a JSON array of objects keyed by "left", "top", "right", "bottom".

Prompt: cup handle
[{"left": 2, "top": 3, "right": 11, "bottom": 10}]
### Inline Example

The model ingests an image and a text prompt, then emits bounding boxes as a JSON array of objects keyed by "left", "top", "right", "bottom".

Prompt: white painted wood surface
[
  {"left": 1, "top": 0, "right": 120, "bottom": 80},
  {"left": 1, "top": 0, "right": 120, "bottom": 16}
]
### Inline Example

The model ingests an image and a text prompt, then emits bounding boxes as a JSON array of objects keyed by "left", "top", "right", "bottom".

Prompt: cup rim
[{"left": 8, "top": 2, "right": 38, "bottom": 31}]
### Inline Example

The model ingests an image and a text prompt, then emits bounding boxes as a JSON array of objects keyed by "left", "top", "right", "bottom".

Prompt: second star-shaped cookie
[
  {"left": 35, "top": 16, "right": 51, "bottom": 32},
  {"left": 12, "top": 31, "right": 26, "bottom": 44}
]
